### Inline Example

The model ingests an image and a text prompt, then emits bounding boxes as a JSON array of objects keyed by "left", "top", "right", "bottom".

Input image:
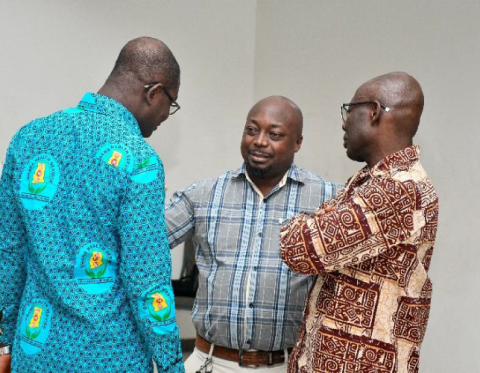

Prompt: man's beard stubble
[{"left": 246, "top": 163, "right": 272, "bottom": 179}]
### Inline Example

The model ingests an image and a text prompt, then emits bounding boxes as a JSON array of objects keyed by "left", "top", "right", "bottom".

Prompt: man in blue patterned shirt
[
  {"left": 166, "top": 96, "right": 341, "bottom": 373},
  {"left": 0, "top": 37, "right": 184, "bottom": 373}
]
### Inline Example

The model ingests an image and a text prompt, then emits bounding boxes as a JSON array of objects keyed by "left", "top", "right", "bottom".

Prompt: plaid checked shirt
[{"left": 166, "top": 164, "right": 340, "bottom": 351}]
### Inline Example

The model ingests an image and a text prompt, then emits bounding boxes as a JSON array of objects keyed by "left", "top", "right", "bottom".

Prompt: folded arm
[{"left": 281, "top": 178, "right": 423, "bottom": 274}]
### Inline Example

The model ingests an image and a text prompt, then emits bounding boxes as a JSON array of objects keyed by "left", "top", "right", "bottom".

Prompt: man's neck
[
  {"left": 366, "top": 141, "right": 412, "bottom": 168},
  {"left": 247, "top": 171, "right": 288, "bottom": 197},
  {"left": 98, "top": 84, "right": 124, "bottom": 104},
  {"left": 98, "top": 81, "right": 136, "bottom": 115}
]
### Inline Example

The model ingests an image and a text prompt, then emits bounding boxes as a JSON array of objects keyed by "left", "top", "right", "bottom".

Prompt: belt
[{"left": 196, "top": 334, "right": 289, "bottom": 367}]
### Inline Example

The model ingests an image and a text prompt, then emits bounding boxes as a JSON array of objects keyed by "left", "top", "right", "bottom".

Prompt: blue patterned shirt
[
  {"left": 166, "top": 165, "right": 340, "bottom": 351},
  {"left": 0, "top": 93, "right": 184, "bottom": 373}
]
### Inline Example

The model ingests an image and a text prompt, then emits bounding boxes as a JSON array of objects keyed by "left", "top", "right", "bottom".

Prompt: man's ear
[
  {"left": 145, "top": 83, "right": 163, "bottom": 105},
  {"left": 371, "top": 101, "right": 382, "bottom": 125},
  {"left": 295, "top": 135, "right": 303, "bottom": 152}
]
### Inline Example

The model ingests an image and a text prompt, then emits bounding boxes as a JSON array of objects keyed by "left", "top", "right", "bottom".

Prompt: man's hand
[
  {"left": 314, "top": 205, "right": 336, "bottom": 217},
  {"left": 0, "top": 354, "right": 11, "bottom": 373}
]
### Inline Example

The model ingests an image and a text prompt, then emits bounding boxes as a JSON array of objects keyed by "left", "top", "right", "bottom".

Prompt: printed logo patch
[
  {"left": 138, "top": 285, "right": 176, "bottom": 335},
  {"left": 32, "top": 163, "right": 46, "bottom": 183},
  {"left": 96, "top": 144, "right": 133, "bottom": 172},
  {"left": 108, "top": 151, "right": 123, "bottom": 167},
  {"left": 74, "top": 243, "right": 117, "bottom": 294},
  {"left": 19, "top": 154, "right": 60, "bottom": 210},
  {"left": 20, "top": 299, "right": 52, "bottom": 355},
  {"left": 131, "top": 156, "right": 160, "bottom": 183}
]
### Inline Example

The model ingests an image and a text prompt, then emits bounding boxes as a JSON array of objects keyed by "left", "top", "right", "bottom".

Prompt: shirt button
[
  {"left": 263, "top": 198, "right": 267, "bottom": 203},
  {"left": 246, "top": 339, "right": 251, "bottom": 344},
  {"left": 249, "top": 303, "right": 254, "bottom": 308},
  {"left": 253, "top": 266, "right": 258, "bottom": 271},
  {"left": 258, "top": 232, "right": 262, "bottom": 237}
]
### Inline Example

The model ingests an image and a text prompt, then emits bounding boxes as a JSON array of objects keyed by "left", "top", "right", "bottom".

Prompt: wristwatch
[{"left": 0, "top": 345, "right": 10, "bottom": 356}]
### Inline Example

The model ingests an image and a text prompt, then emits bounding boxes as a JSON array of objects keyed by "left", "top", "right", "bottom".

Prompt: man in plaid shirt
[{"left": 166, "top": 96, "right": 340, "bottom": 373}]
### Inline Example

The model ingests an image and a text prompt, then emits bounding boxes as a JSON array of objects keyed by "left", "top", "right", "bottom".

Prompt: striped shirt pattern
[{"left": 166, "top": 165, "right": 340, "bottom": 351}]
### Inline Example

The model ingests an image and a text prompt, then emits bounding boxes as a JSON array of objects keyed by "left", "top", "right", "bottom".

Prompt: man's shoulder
[
  {"left": 177, "top": 168, "right": 241, "bottom": 193},
  {"left": 9, "top": 111, "right": 64, "bottom": 149},
  {"left": 293, "top": 165, "right": 341, "bottom": 190},
  {"left": 169, "top": 167, "right": 244, "bottom": 203},
  {"left": 391, "top": 159, "right": 438, "bottom": 199},
  {"left": 126, "top": 135, "right": 159, "bottom": 160}
]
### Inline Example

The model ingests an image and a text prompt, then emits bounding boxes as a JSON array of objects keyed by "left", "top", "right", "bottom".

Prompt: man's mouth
[{"left": 249, "top": 150, "right": 271, "bottom": 162}]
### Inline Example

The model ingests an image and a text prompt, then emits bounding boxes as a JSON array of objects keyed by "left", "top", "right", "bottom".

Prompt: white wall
[
  {"left": 1, "top": 1, "right": 479, "bottom": 372},
  {"left": 0, "top": 0, "right": 257, "bottom": 278},
  {"left": 254, "top": 2, "right": 480, "bottom": 372}
]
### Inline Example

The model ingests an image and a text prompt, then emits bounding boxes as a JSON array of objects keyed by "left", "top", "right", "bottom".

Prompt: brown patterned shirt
[{"left": 280, "top": 146, "right": 439, "bottom": 373}]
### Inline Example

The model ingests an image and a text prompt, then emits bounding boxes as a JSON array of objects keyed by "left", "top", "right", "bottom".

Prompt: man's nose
[{"left": 253, "top": 132, "right": 268, "bottom": 147}]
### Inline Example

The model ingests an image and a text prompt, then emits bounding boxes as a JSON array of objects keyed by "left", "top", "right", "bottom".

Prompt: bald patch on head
[
  {"left": 358, "top": 72, "right": 424, "bottom": 138},
  {"left": 109, "top": 36, "right": 180, "bottom": 89},
  {"left": 249, "top": 96, "right": 303, "bottom": 138}
]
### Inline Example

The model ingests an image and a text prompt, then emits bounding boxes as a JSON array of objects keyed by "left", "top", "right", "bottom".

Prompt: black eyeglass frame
[
  {"left": 340, "top": 101, "right": 390, "bottom": 122},
  {"left": 144, "top": 82, "right": 181, "bottom": 115}
]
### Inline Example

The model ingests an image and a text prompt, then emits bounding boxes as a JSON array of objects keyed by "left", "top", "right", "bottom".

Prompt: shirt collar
[
  {"left": 77, "top": 92, "right": 142, "bottom": 136},
  {"left": 347, "top": 145, "right": 421, "bottom": 189},
  {"left": 371, "top": 145, "right": 420, "bottom": 174},
  {"left": 232, "top": 163, "right": 306, "bottom": 184}
]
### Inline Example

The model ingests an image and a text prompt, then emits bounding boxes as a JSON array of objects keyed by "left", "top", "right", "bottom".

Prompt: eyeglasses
[
  {"left": 144, "top": 82, "right": 181, "bottom": 115},
  {"left": 340, "top": 101, "right": 390, "bottom": 122}
]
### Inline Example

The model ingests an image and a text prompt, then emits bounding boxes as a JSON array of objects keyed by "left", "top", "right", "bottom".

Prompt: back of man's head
[
  {"left": 98, "top": 37, "right": 181, "bottom": 138},
  {"left": 363, "top": 72, "right": 424, "bottom": 139},
  {"left": 108, "top": 37, "right": 180, "bottom": 91},
  {"left": 344, "top": 72, "right": 424, "bottom": 166}
]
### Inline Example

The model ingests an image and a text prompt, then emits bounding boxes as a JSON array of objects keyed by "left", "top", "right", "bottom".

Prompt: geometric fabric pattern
[
  {"left": 281, "top": 146, "right": 438, "bottom": 373},
  {"left": 0, "top": 93, "right": 184, "bottom": 372}
]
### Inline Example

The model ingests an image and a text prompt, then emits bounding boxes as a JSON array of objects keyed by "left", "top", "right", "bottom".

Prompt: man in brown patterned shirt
[{"left": 280, "top": 72, "right": 439, "bottom": 373}]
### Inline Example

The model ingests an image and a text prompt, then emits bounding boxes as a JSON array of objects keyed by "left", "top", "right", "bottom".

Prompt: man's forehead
[
  {"left": 248, "top": 118, "right": 283, "bottom": 130},
  {"left": 249, "top": 106, "right": 287, "bottom": 122},
  {"left": 353, "top": 83, "right": 374, "bottom": 100},
  {"left": 171, "top": 86, "right": 180, "bottom": 101},
  {"left": 249, "top": 98, "right": 296, "bottom": 119}
]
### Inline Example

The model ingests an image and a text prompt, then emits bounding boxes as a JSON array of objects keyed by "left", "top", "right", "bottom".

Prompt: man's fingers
[
  {"left": 314, "top": 205, "right": 335, "bottom": 217},
  {"left": 0, "top": 354, "right": 12, "bottom": 373}
]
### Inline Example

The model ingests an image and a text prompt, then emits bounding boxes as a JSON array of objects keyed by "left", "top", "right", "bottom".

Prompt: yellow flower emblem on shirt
[
  {"left": 107, "top": 151, "right": 123, "bottom": 167},
  {"left": 32, "top": 163, "right": 46, "bottom": 184},
  {"left": 29, "top": 307, "right": 43, "bottom": 328},
  {"left": 151, "top": 293, "right": 168, "bottom": 312},
  {"left": 89, "top": 252, "right": 103, "bottom": 269}
]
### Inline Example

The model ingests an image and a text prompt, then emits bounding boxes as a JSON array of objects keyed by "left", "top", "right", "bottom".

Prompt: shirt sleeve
[
  {"left": 165, "top": 184, "right": 196, "bottom": 249},
  {"left": 0, "top": 139, "right": 27, "bottom": 346},
  {"left": 118, "top": 159, "right": 184, "bottom": 373},
  {"left": 281, "top": 177, "right": 424, "bottom": 274},
  {"left": 333, "top": 182, "right": 344, "bottom": 196}
]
